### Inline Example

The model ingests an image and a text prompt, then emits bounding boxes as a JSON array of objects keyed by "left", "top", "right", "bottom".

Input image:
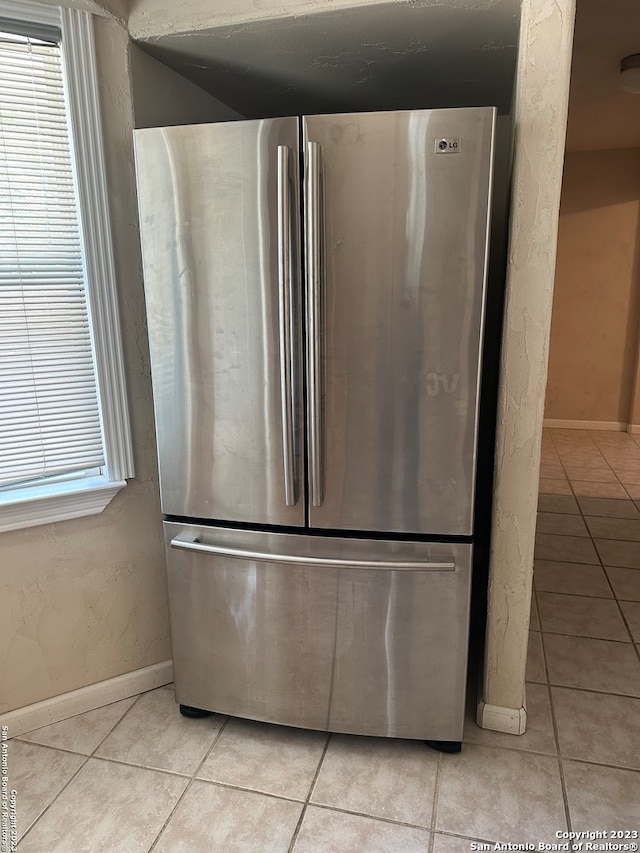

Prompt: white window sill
[{"left": 0, "top": 475, "right": 127, "bottom": 533}]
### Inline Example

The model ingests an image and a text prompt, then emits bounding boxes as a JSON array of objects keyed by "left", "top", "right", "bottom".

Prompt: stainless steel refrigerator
[{"left": 134, "top": 107, "right": 495, "bottom": 747}]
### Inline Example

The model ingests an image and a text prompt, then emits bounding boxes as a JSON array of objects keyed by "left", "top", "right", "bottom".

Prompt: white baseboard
[
  {"left": 1, "top": 660, "right": 173, "bottom": 739},
  {"left": 477, "top": 699, "right": 528, "bottom": 735},
  {"left": 543, "top": 419, "right": 626, "bottom": 431},
  {"left": 627, "top": 424, "right": 640, "bottom": 435}
]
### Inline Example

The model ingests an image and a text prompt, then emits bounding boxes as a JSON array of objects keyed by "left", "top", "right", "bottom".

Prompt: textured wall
[
  {"left": 546, "top": 149, "right": 640, "bottom": 425},
  {"left": 128, "top": 0, "right": 429, "bottom": 38},
  {"left": 27, "top": 0, "right": 128, "bottom": 23},
  {"left": 130, "top": 44, "right": 243, "bottom": 127},
  {"left": 0, "top": 18, "right": 171, "bottom": 715},
  {"left": 483, "top": 0, "right": 575, "bottom": 720}
]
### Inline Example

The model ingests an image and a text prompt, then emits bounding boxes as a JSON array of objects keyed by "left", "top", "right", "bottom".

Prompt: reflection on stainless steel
[
  {"left": 277, "top": 145, "right": 296, "bottom": 507},
  {"left": 165, "top": 522, "right": 472, "bottom": 740},
  {"left": 305, "top": 140, "right": 324, "bottom": 508}
]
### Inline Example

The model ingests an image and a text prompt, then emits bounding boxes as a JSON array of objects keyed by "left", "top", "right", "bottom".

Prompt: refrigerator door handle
[
  {"left": 306, "top": 140, "right": 324, "bottom": 506},
  {"left": 277, "top": 145, "right": 297, "bottom": 506},
  {"left": 170, "top": 535, "right": 456, "bottom": 572}
]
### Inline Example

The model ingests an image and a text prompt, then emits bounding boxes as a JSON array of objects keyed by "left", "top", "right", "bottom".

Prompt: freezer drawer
[{"left": 164, "top": 522, "right": 473, "bottom": 741}]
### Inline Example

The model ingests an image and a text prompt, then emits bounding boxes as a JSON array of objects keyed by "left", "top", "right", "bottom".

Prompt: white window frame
[{"left": 0, "top": 0, "right": 133, "bottom": 533}]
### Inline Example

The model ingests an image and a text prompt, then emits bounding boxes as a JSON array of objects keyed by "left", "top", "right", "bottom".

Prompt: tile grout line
[
  {"left": 534, "top": 583, "right": 573, "bottom": 837},
  {"left": 545, "top": 681, "right": 640, "bottom": 700},
  {"left": 538, "top": 515, "right": 640, "bottom": 540},
  {"left": 553, "top": 754, "right": 640, "bottom": 774},
  {"left": 548, "top": 428, "right": 608, "bottom": 491},
  {"left": 460, "top": 728, "right": 555, "bottom": 759},
  {"left": 185, "top": 711, "right": 231, "bottom": 778},
  {"left": 462, "top": 708, "right": 640, "bottom": 771},
  {"left": 545, "top": 430, "right": 635, "bottom": 498},
  {"left": 532, "top": 450, "right": 580, "bottom": 834},
  {"left": 15, "top": 690, "right": 147, "bottom": 846},
  {"left": 148, "top": 712, "right": 231, "bottom": 852},
  {"left": 567, "top": 466, "right": 640, "bottom": 650},
  {"left": 535, "top": 624, "right": 634, "bottom": 644},
  {"left": 14, "top": 739, "right": 238, "bottom": 786},
  {"left": 551, "top": 439, "right": 640, "bottom": 659},
  {"left": 617, "top": 605, "right": 640, "bottom": 660},
  {"left": 543, "top": 452, "right": 638, "bottom": 651},
  {"left": 301, "top": 799, "right": 435, "bottom": 832},
  {"left": 426, "top": 750, "right": 443, "bottom": 853},
  {"left": 89, "top": 691, "right": 146, "bottom": 757},
  {"left": 304, "top": 731, "right": 331, "bottom": 805},
  {"left": 432, "top": 829, "right": 518, "bottom": 846},
  {"left": 15, "top": 750, "right": 91, "bottom": 846},
  {"left": 14, "top": 691, "right": 144, "bottom": 754},
  {"left": 526, "top": 676, "right": 640, "bottom": 702},
  {"left": 591, "top": 428, "right": 640, "bottom": 497},
  {"left": 165, "top": 773, "right": 309, "bottom": 805},
  {"left": 287, "top": 732, "right": 332, "bottom": 853},
  {"left": 459, "top": 734, "right": 640, "bottom": 774},
  {"left": 541, "top": 431, "right": 640, "bottom": 786}
]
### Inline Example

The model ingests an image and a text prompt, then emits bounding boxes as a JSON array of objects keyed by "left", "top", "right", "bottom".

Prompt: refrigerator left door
[{"left": 134, "top": 119, "right": 305, "bottom": 526}]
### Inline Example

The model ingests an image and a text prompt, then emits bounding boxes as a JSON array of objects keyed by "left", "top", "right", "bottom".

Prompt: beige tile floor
[{"left": 6, "top": 429, "right": 640, "bottom": 851}]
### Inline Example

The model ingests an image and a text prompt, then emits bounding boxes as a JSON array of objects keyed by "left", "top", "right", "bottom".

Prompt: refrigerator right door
[{"left": 303, "top": 108, "right": 495, "bottom": 536}]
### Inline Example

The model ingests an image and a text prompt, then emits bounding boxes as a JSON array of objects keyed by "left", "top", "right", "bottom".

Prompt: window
[{"left": 0, "top": 0, "right": 133, "bottom": 532}]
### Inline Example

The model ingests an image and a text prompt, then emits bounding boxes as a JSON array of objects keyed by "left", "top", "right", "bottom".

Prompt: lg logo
[{"left": 435, "top": 137, "right": 461, "bottom": 154}]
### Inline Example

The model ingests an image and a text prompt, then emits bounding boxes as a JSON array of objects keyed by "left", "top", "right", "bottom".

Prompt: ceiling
[
  {"left": 135, "top": 0, "right": 520, "bottom": 119},
  {"left": 565, "top": 0, "right": 640, "bottom": 152}
]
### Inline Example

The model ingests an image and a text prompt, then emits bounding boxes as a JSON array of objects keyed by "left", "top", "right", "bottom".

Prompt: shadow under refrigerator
[{"left": 134, "top": 107, "right": 495, "bottom": 748}]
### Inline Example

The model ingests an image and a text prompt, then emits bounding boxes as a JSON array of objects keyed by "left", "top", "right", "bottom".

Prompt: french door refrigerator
[{"left": 134, "top": 107, "right": 495, "bottom": 747}]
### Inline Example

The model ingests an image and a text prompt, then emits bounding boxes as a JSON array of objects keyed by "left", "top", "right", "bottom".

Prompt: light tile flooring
[{"left": 6, "top": 429, "right": 640, "bottom": 851}]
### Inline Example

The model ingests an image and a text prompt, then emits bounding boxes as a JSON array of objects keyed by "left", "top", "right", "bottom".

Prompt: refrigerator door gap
[{"left": 162, "top": 514, "right": 473, "bottom": 545}]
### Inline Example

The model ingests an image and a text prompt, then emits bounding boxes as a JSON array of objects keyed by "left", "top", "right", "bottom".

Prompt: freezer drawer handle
[
  {"left": 277, "top": 144, "right": 297, "bottom": 506},
  {"left": 170, "top": 535, "right": 456, "bottom": 571},
  {"left": 306, "top": 140, "right": 324, "bottom": 507}
]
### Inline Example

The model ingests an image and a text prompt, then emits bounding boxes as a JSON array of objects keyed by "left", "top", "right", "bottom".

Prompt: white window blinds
[{"left": 0, "top": 30, "right": 105, "bottom": 489}]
